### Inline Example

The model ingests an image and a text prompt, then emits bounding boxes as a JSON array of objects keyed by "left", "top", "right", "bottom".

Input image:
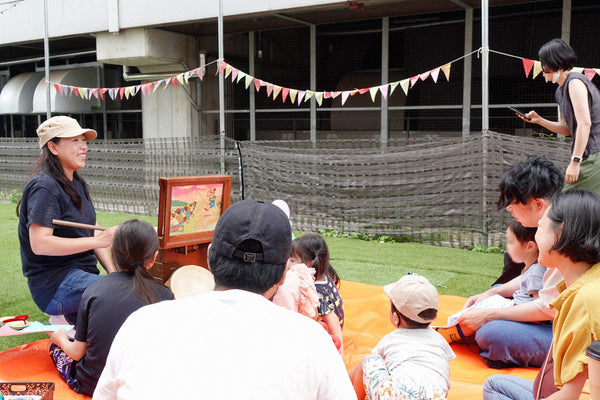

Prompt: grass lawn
[{"left": 0, "top": 202, "right": 503, "bottom": 352}]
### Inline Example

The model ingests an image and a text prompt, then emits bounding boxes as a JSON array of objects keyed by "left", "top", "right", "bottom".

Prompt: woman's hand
[
  {"left": 522, "top": 110, "right": 540, "bottom": 124},
  {"left": 95, "top": 225, "right": 117, "bottom": 248},
  {"left": 565, "top": 161, "right": 581, "bottom": 184}
]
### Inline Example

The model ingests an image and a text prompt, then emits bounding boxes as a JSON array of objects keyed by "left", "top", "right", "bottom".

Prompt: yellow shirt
[{"left": 550, "top": 262, "right": 600, "bottom": 387}]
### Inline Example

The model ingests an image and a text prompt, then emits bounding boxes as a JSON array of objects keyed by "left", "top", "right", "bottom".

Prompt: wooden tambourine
[{"left": 166, "top": 265, "right": 215, "bottom": 299}]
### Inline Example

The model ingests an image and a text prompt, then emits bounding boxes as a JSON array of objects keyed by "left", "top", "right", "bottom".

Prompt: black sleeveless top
[{"left": 555, "top": 72, "right": 600, "bottom": 157}]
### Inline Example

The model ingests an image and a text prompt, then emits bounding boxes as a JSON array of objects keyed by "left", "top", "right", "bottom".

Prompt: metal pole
[
  {"left": 481, "top": 0, "right": 489, "bottom": 134},
  {"left": 380, "top": 17, "right": 389, "bottom": 149},
  {"left": 310, "top": 24, "right": 316, "bottom": 144},
  {"left": 461, "top": 7, "right": 473, "bottom": 137},
  {"left": 43, "top": 0, "right": 51, "bottom": 119},
  {"left": 218, "top": 0, "right": 225, "bottom": 174}
]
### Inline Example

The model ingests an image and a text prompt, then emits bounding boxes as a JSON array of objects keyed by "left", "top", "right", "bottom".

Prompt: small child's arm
[
  {"left": 322, "top": 311, "right": 343, "bottom": 356},
  {"left": 50, "top": 328, "right": 86, "bottom": 361}
]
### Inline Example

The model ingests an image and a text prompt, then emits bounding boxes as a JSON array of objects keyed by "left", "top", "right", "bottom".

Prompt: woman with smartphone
[{"left": 520, "top": 38, "right": 600, "bottom": 195}]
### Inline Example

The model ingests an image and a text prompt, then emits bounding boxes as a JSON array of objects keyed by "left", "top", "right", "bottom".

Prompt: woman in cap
[{"left": 17, "top": 116, "right": 117, "bottom": 325}]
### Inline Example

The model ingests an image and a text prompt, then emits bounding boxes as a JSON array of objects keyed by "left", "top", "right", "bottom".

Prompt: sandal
[{"left": 1, "top": 315, "right": 32, "bottom": 330}]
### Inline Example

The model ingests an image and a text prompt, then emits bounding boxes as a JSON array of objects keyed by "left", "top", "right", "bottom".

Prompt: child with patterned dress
[
  {"left": 349, "top": 274, "right": 455, "bottom": 400},
  {"left": 288, "top": 234, "right": 344, "bottom": 353}
]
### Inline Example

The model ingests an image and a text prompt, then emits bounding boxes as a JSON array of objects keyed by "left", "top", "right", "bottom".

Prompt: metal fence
[{"left": 0, "top": 132, "right": 570, "bottom": 248}]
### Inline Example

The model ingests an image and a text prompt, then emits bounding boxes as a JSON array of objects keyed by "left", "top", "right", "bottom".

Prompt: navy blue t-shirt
[
  {"left": 18, "top": 173, "right": 99, "bottom": 311},
  {"left": 73, "top": 272, "right": 174, "bottom": 395}
]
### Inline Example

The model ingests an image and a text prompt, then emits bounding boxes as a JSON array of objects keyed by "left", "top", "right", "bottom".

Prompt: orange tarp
[{"left": 0, "top": 280, "right": 587, "bottom": 399}]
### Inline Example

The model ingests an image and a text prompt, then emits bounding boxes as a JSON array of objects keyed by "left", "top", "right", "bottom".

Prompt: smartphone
[{"left": 508, "top": 106, "right": 531, "bottom": 120}]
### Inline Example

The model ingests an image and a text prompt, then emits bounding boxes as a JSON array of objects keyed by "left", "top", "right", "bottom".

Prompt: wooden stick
[{"left": 52, "top": 219, "right": 106, "bottom": 231}]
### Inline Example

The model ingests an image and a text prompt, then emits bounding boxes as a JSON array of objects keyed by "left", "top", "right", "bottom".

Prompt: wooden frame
[{"left": 157, "top": 175, "right": 232, "bottom": 249}]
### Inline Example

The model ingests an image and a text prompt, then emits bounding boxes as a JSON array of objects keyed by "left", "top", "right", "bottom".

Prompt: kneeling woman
[{"left": 484, "top": 189, "right": 600, "bottom": 400}]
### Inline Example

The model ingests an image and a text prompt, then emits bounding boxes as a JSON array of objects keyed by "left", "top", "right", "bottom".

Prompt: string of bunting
[{"left": 50, "top": 48, "right": 600, "bottom": 105}]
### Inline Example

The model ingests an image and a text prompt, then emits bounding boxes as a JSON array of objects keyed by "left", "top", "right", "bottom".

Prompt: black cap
[{"left": 211, "top": 200, "right": 292, "bottom": 265}]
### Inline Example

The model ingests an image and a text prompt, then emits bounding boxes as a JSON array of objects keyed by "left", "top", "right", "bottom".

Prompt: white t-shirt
[
  {"left": 93, "top": 289, "right": 355, "bottom": 400},
  {"left": 534, "top": 268, "right": 562, "bottom": 318},
  {"left": 372, "top": 327, "right": 455, "bottom": 391}
]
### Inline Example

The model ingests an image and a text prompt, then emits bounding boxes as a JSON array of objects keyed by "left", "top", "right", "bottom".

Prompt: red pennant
[
  {"left": 119, "top": 87, "right": 125, "bottom": 99},
  {"left": 410, "top": 76, "right": 419, "bottom": 88},
  {"left": 99, "top": 89, "right": 107, "bottom": 101},
  {"left": 522, "top": 58, "right": 534, "bottom": 78},
  {"left": 585, "top": 68, "right": 597, "bottom": 81},
  {"left": 219, "top": 61, "right": 227, "bottom": 74},
  {"left": 53, "top": 83, "right": 59, "bottom": 93},
  {"left": 171, "top": 76, "right": 178, "bottom": 89},
  {"left": 73, "top": 87, "right": 79, "bottom": 97},
  {"left": 281, "top": 88, "right": 289, "bottom": 103},
  {"left": 357, "top": 88, "right": 369, "bottom": 95},
  {"left": 254, "top": 78, "right": 261, "bottom": 92},
  {"left": 324, "top": 91, "right": 332, "bottom": 99}
]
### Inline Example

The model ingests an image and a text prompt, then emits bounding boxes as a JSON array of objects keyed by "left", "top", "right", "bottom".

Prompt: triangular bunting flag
[
  {"left": 369, "top": 87, "right": 378, "bottom": 102},
  {"left": 324, "top": 91, "right": 331, "bottom": 99},
  {"left": 79, "top": 88, "right": 86, "bottom": 99},
  {"left": 99, "top": 88, "right": 107, "bottom": 101},
  {"left": 245, "top": 74, "right": 253, "bottom": 89},
  {"left": 585, "top": 68, "right": 596, "bottom": 81},
  {"left": 380, "top": 84, "right": 389, "bottom": 100},
  {"left": 331, "top": 91, "right": 341, "bottom": 99},
  {"left": 225, "top": 64, "right": 233, "bottom": 79},
  {"left": 441, "top": 63, "right": 451, "bottom": 81},
  {"left": 124, "top": 87, "right": 131, "bottom": 99},
  {"left": 144, "top": 83, "right": 153, "bottom": 95},
  {"left": 419, "top": 71, "right": 430, "bottom": 81},
  {"left": 282, "top": 87, "right": 290, "bottom": 103},
  {"left": 219, "top": 60, "right": 227, "bottom": 75},
  {"left": 341, "top": 91, "right": 351, "bottom": 106},
  {"left": 198, "top": 67, "right": 205, "bottom": 81},
  {"left": 389, "top": 81, "right": 400, "bottom": 95},
  {"left": 163, "top": 78, "right": 170, "bottom": 89},
  {"left": 184, "top": 71, "right": 191, "bottom": 84},
  {"left": 266, "top": 83, "right": 274, "bottom": 97},
  {"left": 572, "top": 67, "right": 584, "bottom": 74},
  {"left": 532, "top": 61, "right": 543, "bottom": 79},
  {"left": 357, "top": 88, "right": 369, "bottom": 95},
  {"left": 236, "top": 71, "right": 246, "bottom": 84},
  {"left": 522, "top": 58, "right": 534, "bottom": 78},
  {"left": 108, "top": 88, "right": 116, "bottom": 100},
  {"left": 171, "top": 76, "right": 178, "bottom": 89},
  {"left": 400, "top": 79, "right": 410, "bottom": 95},
  {"left": 153, "top": 81, "right": 161, "bottom": 92},
  {"left": 289, "top": 89, "right": 297, "bottom": 104},
  {"left": 314, "top": 92, "right": 323, "bottom": 106},
  {"left": 254, "top": 78, "right": 261, "bottom": 92},
  {"left": 131, "top": 86, "right": 139, "bottom": 97},
  {"left": 177, "top": 73, "right": 185, "bottom": 86},
  {"left": 53, "top": 83, "right": 59, "bottom": 93},
  {"left": 90, "top": 88, "right": 99, "bottom": 99},
  {"left": 304, "top": 90, "right": 315, "bottom": 101},
  {"left": 119, "top": 87, "right": 125, "bottom": 100},
  {"left": 431, "top": 68, "right": 440, "bottom": 83},
  {"left": 71, "top": 86, "right": 77, "bottom": 97},
  {"left": 231, "top": 68, "right": 239, "bottom": 83},
  {"left": 297, "top": 90, "right": 305, "bottom": 105},
  {"left": 410, "top": 76, "right": 419, "bottom": 88},
  {"left": 273, "top": 85, "right": 282, "bottom": 100}
]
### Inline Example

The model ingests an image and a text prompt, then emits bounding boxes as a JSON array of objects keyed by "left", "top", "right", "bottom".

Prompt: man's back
[{"left": 94, "top": 289, "right": 355, "bottom": 400}]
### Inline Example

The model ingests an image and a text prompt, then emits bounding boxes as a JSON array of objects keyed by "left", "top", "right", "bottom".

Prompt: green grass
[{"left": 0, "top": 202, "right": 503, "bottom": 352}]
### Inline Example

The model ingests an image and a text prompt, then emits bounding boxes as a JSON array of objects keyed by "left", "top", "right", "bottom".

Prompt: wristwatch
[{"left": 571, "top": 155, "right": 582, "bottom": 163}]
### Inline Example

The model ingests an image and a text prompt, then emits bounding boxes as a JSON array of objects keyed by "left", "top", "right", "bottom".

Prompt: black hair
[
  {"left": 16, "top": 137, "right": 91, "bottom": 216},
  {"left": 507, "top": 220, "right": 537, "bottom": 244},
  {"left": 290, "top": 234, "right": 340, "bottom": 285},
  {"left": 208, "top": 239, "right": 286, "bottom": 294},
  {"left": 547, "top": 189, "right": 600, "bottom": 265},
  {"left": 538, "top": 38, "right": 577, "bottom": 72},
  {"left": 497, "top": 156, "right": 564, "bottom": 209},
  {"left": 390, "top": 302, "right": 437, "bottom": 329},
  {"left": 112, "top": 219, "right": 161, "bottom": 304}
]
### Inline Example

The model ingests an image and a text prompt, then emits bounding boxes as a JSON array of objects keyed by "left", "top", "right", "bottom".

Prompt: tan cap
[
  {"left": 37, "top": 116, "right": 97, "bottom": 149},
  {"left": 383, "top": 274, "right": 439, "bottom": 324}
]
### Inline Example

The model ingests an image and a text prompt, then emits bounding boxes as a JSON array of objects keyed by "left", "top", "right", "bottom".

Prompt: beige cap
[
  {"left": 383, "top": 274, "right": 439, "bottom": 324},
  {"left": 37, "top": 116, "right": 97, "bottom": 149}
]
